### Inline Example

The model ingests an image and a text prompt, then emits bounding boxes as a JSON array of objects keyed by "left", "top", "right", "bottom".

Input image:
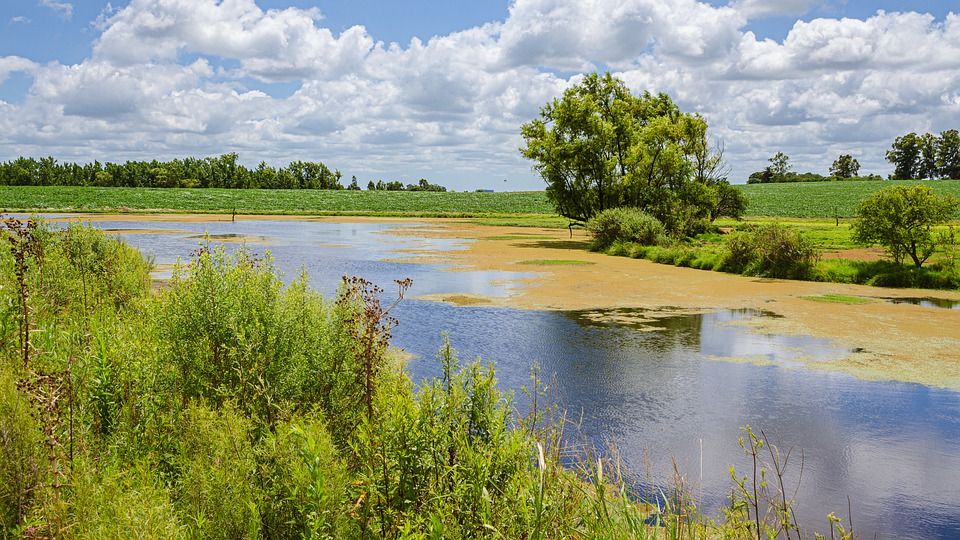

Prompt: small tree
[
  {"left": 829, "top": 154, "right": 860, "bottom": 178},
  {"left": 852, "top": 185, "right": 959, "bottom": 267},
  {"left": 768, "top": 152, "right": 790, "bottom": 182}
]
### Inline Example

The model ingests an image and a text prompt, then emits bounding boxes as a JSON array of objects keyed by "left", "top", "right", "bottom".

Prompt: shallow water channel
[{"left": 63, "top": 217, "right": 960, "bottom": 539}]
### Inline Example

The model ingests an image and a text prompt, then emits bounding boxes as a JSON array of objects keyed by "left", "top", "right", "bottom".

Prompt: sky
[{"left": 0, "top": 1, "right": 958, "bottom": 190}]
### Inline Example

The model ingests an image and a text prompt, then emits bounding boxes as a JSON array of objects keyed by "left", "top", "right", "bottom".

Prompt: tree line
[
  {"left": 0, "top": 154, "right": 448, "bottom": 192},
  {"left": 747, "top": 152, "right": 883, "bottom": 184},
  {"left": 365, "top": 178, "right": 447, "bottom": 192},
  {"left": 748, "top": 129, "right": 960, "bottom": 184},
  {"left": 886, "top": 130, "right": 960, "bottom": 180}
]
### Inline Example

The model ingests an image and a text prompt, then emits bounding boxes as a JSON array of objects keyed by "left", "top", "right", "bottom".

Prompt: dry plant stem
[{"left": 4, "top": 218, "right": 43, "bottom": 369}]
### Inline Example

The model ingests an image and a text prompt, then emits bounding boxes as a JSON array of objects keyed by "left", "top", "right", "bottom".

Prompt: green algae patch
[
  {"left": 516, "top": 259, "right": 594, "bottom": 266},
  {"left": 802, "top": 294, "right": 873, "bottom": 305}
]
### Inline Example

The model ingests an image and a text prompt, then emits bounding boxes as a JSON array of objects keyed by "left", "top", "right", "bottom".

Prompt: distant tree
[
  {"left": 406, "top": 178, "right": 447, "bottom": 192},
  {"left": 829, "top": 154, "right": 860, "bottom": 178},
  {"left": 375, "top": 180, "right": 405, "bottom": 191},
  {"left": 936, "top": 129, "right": 960, "bottom": 179},
  {"left": 768, "top": 152, "right": 791, "bottom": 181},
  {"left": 852, "top": 184, "right": 959, "bottom": 267},
  {"left": 94, "top": 170, "right": 113, "bottom": 187},
  {"left": 348, "top": 175, "right": 360, "bottom": 190},
  {"left": 367, "top": 180, "right": 376, "bottom": 190},
  {"left": 886, "top": 133, "right": 922, "bottom": 179}
]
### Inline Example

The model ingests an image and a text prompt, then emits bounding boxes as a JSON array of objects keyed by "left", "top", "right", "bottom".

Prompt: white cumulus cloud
[{"left": 0, "top": 0, "right": 958, "bottom": 188}]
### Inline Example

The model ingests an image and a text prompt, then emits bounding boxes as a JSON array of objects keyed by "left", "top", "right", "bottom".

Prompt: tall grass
[{"left": 0, "top": 219, "right": 857, "bottom": 538}]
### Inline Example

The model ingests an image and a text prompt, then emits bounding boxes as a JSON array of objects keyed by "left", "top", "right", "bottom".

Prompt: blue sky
[{"left": 1, "top": 1, "right": 958, "bottom": 189}]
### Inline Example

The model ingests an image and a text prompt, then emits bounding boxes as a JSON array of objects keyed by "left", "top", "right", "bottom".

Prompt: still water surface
[{"left": 65, "top": 218, "right": 960, "bottom": 539}]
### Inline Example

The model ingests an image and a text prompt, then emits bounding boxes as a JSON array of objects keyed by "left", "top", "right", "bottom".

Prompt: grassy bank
[
  {"left": 0, "top": 221, "right": 853, "bottom": 538},
  {"left": 600, "top": 221, "right": 960, "bottom": 290}
]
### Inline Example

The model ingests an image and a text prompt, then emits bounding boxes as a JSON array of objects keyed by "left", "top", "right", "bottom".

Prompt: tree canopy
[
  {"left": 887, "top": 131, "right": 960, "bottom": 180},
  {"left": 520, "top": 72, "right": 741, "bottom": 233},
  {"left": 0, "top": 154, "right": 344, "bottom": 190}
]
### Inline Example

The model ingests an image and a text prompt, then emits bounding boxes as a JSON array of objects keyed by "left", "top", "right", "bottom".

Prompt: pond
[{"left": 60, "top": 217, "right": 960, "bottom": 539}]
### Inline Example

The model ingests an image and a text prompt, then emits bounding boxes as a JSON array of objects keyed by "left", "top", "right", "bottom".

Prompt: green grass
[
  {"left": 0, "top": 185, "right": 556, "bottom": 216},
  {"left": 737, "top": 179, "right": 960, "bottom": 218},
  {"left": 516, "top": 259, "right": 594, "bottom": 266},
  {"left": 802, "top": 294, "right": 873, "bottom": 305}
]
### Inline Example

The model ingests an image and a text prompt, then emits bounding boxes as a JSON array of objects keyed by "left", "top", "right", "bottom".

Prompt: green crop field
[
  {"left": 736, "top": 179, "right": 960, "bottom": 218},
  {"left": 3, "top": 180, "right": 960, "bottom": 220},
  {"left": 0, "top": 186, "right": 555, "bottom": 216}
]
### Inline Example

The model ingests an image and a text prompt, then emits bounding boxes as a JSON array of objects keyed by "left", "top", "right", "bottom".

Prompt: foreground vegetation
[{"left": 1, "top": 221, "right": 855, "bottom": 538}]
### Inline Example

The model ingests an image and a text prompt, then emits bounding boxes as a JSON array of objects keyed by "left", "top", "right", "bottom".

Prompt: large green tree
[{"left": 520, "top": 72, "right": 738, "bottom": 230}]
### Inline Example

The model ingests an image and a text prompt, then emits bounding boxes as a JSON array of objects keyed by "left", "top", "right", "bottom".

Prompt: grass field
[
  {"left": 737, "top": 179, "right": 960, "bottom": 218},
  {"left": 3, "top": 180, "right": 960, "bottom": 220}
]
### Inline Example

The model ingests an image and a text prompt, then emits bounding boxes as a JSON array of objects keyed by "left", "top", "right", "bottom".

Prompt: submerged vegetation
[{"left": 0, "top": 219, "right": 859, "bottom": 538}]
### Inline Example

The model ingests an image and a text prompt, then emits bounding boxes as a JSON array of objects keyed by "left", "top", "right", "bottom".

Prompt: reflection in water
[
  {"left": 44, "top": 217, "right": 960, "bottom": 539},
  {"left": 883, "top": 297, "right": 960, "bottom": 310},
  {"left": 395, "top": 303, "right": 960, "bottom": 540}
]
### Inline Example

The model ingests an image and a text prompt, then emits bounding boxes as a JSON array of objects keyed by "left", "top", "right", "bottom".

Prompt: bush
[
  {"left": 174, "top": 403, "right": 261, "bottom": 539},
  {"left": 720, "top": 229, "right": 757, "bottom": 274},
  {"left": 158, "top": 246, "right": 360, "bottom": 426},
  {"left": 69, "top": 462, "right": 184, "bottom": 539},
  {"left": 852, "top": 184, "right": 959, "bottom": 267},
  {"left": 587, "top": 207, "right": 667, "bottom": 250},
  {"left": 722, "top": 224, "right": 818, "bottom": 279},
  {"left": 256, "top": 415, "right": 353, "bottom": 538}
]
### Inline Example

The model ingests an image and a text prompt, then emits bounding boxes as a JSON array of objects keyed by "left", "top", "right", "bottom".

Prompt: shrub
[
  {"left": 256, "top": 415, "right": 353, "bottom": 538},
  {"left": 69, "top": 462, "right": 184, "bottom": 539},
  {"left": 722, "top": 224, "right": 818, "bottom": 279},
  {"left": 158, "top": 247, "right": 359, "bottom": 426},
  {"left": 173, "top": 403, "right": 261, "bottom": 540},
  {"left": 586, "top": 207, "right": 667, "bottom": 250},
  {"left": 720, "top": 229, "right": 757, "bottom": 274},
  {"left": 852, "top": 184, "right": 959, "bottom": 267}
]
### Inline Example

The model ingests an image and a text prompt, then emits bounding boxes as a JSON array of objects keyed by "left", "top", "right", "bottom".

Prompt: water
[
  {"left": 55, "top": 217, "right": 960, "bottom": 539},
  {"left": 882, "top": 297, "right": 960, "bottom": 310}
]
